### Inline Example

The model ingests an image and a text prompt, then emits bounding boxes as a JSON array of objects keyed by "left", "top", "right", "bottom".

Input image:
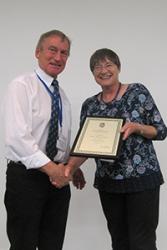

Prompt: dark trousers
[
  {"left": 4, "top": 162, "right": 71, "bottom": 250},
  {"left": 99, "top": 188, "right": 160, "bottom": 250}
]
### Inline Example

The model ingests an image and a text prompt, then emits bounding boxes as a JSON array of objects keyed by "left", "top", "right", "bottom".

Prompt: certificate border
[{"left": 70, "top": 116, "right": 125, "bottom": 159}]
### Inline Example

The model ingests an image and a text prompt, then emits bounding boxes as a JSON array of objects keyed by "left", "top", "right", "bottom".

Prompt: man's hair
[
  {"left": 36, "top": 29, "right": 71, "bottom": 54},
  {"left": 90, "top": 48, "right": 121, "bottom": 72}
]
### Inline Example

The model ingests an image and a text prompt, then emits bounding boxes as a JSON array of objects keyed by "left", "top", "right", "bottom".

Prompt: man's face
[{"left": 35, "top": 35, "right": 70, "bottom": 78}]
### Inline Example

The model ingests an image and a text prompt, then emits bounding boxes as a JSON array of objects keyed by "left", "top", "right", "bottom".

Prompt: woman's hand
[{"left": 121, "top": 122, "right": 157, "bottom": 140}]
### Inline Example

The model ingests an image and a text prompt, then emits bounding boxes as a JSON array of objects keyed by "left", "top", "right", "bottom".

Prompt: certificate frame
[{"left": 70, "top": 116, "right": 125, "bottom": 159}]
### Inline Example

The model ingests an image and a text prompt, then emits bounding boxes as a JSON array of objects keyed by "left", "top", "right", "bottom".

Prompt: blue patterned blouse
[{"left": 80, "top": 83, "right": 167, "bottom": 193}]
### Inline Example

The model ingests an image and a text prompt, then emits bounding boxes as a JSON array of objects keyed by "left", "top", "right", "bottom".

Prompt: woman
[{"left": 66, "top": 48, "right": 167, "bottom": 249}]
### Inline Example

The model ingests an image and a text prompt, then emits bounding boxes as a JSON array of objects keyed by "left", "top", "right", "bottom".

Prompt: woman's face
[{"left": 93, "top": 59, "right": 120, "bottom": 88}]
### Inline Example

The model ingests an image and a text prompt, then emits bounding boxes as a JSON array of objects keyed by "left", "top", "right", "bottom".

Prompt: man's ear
[{"left": 35, "top": 48, "right": 40, "bottom": 59}]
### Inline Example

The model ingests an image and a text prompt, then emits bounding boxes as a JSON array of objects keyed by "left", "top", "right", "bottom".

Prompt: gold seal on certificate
[{"left": 70, "top": 116, "right": 125, "bottom": 159}]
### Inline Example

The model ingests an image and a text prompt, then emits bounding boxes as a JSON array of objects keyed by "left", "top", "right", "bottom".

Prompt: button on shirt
[{"left": 4, "top": 67, "right": 72, "bottom": 169}]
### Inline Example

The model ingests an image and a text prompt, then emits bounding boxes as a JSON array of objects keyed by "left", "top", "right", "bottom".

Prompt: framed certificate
[{"left": 70, "top": 116, "right": 125, "bottom": 159}]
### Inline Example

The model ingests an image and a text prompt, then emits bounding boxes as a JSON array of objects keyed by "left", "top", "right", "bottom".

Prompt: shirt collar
[{"left": 35, "top": 67, "right": 57, "bottom": 88}]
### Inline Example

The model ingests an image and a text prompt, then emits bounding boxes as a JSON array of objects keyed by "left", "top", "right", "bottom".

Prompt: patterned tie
[{"left": 46, "top": 79, "right": 59, "bottom": 160}]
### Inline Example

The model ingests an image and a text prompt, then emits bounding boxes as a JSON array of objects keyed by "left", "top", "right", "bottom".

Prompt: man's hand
[
  {"left": 65, "top": 165, "right": 86, "bottom": 190},
  {"left": 49, "top": 163, "right": 72, "bottom": 188},
  {"left": 40, "top": 162, "right": 71, "bottom": 188}
]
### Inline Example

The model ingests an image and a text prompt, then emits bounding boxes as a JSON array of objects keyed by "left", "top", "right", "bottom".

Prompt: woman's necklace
[{"left": 100, "top": 82, "right": 122, "bottom": 104}]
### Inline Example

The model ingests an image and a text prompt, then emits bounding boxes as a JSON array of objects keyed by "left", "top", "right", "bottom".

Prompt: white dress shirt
[{"left": 4, "top": 67, "right": 72, "bottom": 169}]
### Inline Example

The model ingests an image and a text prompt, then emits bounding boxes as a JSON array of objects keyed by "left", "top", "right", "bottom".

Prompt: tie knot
[
  {"left": 52, "top": 79, "right": 59, "bottom": 93},
  {"left": 52, "top": 79, "right": 59, "bottom": 87}
]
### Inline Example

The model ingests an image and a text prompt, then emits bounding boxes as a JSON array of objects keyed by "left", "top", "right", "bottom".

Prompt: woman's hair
[{"left": 90, "top": 48, "right": 121, "bottom": 72}]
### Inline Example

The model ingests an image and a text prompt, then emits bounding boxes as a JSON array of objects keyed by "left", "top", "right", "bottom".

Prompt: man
[{"left": 4, "top": 29, "right": 85, "bottom": 250}]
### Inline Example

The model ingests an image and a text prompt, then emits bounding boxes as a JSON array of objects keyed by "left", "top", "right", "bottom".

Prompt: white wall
[{"left": 0, "top": 0, "right": 167, "bottom": 249}]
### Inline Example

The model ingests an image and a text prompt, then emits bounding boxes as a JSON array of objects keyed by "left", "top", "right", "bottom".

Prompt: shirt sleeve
[
  {"left": 140, "top": 84, "right": 167, "bottom": 140},
  {"left": 4, "top": 79, "right": 50, "bottom": 169}
]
